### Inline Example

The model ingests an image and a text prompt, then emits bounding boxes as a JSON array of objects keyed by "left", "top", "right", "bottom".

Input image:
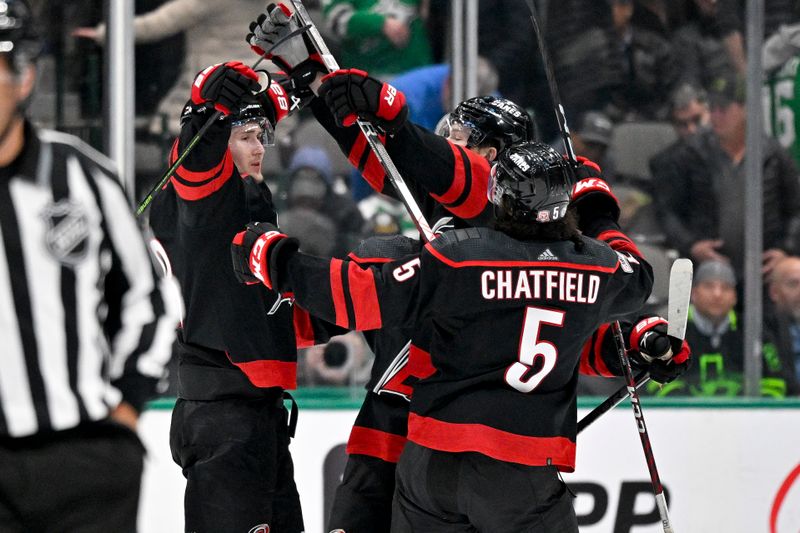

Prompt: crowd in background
[{"left": 22, "top": 0, "right": 800, "bottom": 397}]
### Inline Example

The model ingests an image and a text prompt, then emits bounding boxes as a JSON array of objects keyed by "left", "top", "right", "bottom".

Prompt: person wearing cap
[
  {"left": 572, "top": 110, "right": 615, "bottom": 177},
  {"left": 765, "top": 256, "right": 800, "bottom": 396},
  {"left": 649, "top": 71, "right": 800, "bottom": 281},
  {"left": 646, "top": 259, "right": 792, "bottom": 397}
]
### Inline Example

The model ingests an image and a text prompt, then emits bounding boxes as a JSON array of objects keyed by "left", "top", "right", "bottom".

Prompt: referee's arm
[{"left": 94, "top": 170, "right": 178, "bottom": 419}]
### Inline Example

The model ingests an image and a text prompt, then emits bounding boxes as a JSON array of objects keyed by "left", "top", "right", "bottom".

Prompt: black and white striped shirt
[{"left": 0, "top": 123, "right": 176, "bottom": 438}]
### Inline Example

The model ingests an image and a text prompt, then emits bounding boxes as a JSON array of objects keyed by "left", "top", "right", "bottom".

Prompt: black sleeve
[{"left": 649, "top": 148, "right": 699, "bottom": 256}]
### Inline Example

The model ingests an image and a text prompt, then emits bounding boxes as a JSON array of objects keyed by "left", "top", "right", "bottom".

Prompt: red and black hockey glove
[
  {"left": 318, "top": 69, "right": 408, "bottom": 132},
  {"left": 247, "top": 3, "right": 325, "bottom": 79},
  {"left": 191, "top": 61, "right": 260, "bottom": 116},
  {"left": 231, "top": 222, "right": 299, "bottom": 291},
  {"left": 569, "top": 160, "right": 621, "bottom": 230},
  {"left": 629, "top": 316, "right": 692, "bottom": 384}
]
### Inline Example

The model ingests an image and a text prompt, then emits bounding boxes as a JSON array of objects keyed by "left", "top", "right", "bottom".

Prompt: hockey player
[
  {"left": 232, "top": 141, "right": 690, "bottom": 531},
  {"left": 148, "top": 62, "right": 329, "bottom": 533}
]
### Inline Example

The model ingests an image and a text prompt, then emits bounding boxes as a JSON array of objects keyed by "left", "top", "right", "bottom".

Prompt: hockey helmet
[
  {"left": 231, "top": 95, "right": 274, "bottom": 147},
  {"left": 0, "top": 0, "right": 41, "bottom": 72},
  {"left": 436, "top": 96, "right": 533, "bottom": 152},
  {"left": 487, "top": 141, "right": 571, "bottom": 223}
]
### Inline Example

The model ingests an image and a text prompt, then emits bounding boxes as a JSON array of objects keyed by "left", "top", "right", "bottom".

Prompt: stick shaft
[{"left": 577, "top": 371, "right": 649, "bottom": 434}]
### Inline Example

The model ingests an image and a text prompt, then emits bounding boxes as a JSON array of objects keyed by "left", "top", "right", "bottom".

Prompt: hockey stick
[
  {"left": 289, "top": 0, "right": 434, "bottom": 242},
  {"left": 578, "top": 259, "right": 693, "bottom": 433},
  {"left": 135, "top": 24, "right": 312, "bottom": 217},
  {"left": 522, "top": 0, "right": 577, "bottom": 167}
]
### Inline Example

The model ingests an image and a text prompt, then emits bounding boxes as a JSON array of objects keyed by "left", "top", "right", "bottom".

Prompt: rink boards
[{"left": 137, "top": 396, "right": 800, "bottom": 533}]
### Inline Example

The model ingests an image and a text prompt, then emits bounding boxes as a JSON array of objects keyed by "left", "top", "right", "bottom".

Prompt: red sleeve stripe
[
  {"left": 444, "top": 148, "right": 491, "bottom": 220},
  {"left": 347, "top": 261, "right": 382, "bottom": 330},
  {"left": 407, "top": 413, "right": 576, "bottom": 471},
  {"left": 596, "top": 229, "right": 643, "bottom": 258},
  {"left": 578, "top": 337, "right": 598, "bottom": 376},
  {"left": 347, "top": 252, "right": 394, "bottom": 265},
  {"left": 431, "top": 142, "right": 467, "bottom": 205},
  {"left": 293, "top": 305, "right": 316, "bottom": 349},
  {"left": 170, "top": 166, "right": 233, "bottom": 201},
  {"left": 168, "top": 138, "right": 179, "bottom": 167},
  {"left": 591, "top": 323, "right": 615, "bottom": 377},
  {"left": 227, "top": 358, "right": 297, "bottom": 390},
  {"left": 329, "top": 258, "right": 349, "bottom": 327},
  {"left": 362, "top": 149, "right": 386, "bottom": 190},
  {"left": 424, "top": 243, "right": 619, "bottom": 273},
  {"left": 346, "top": 426, "right": 407, "bottom": 463},
  {"left": 348, "top": 133, "right": 369, "bottom": 170},
  {"left": 174, "top": 150, "right": 232, "bottom": 183},
  {"left": 348, "top": 133, "right": 386, "bottom": 191}
]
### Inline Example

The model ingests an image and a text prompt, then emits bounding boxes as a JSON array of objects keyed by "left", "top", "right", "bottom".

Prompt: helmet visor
[
  {"left": 230, "top": 117, "right": 274, "bottom": 147},
  {"left": 435, "top": 113, "right": 485, "bottom": 148}
]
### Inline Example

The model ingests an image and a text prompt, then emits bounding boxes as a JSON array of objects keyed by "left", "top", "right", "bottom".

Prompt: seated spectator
[
  {"left": 571, "top": 111, "right": 616, "bottom": 177},
  {"left": 323, "top": 0, "right": 432, "bottom": 77},
  {"left": 649, "top": 72, "right": 800, "bottom": 280},
  {"left": 283, "top": 146, "right": 365, "bottom": 257},
  {"left": 668, "top": 82, "right": 711, "bottom": 140},
  {"left": 647, "top": 260, "right": 792, "bottom": 396},
  {"left": 765, "top": 256, "right": 800, "bottom": 395}
]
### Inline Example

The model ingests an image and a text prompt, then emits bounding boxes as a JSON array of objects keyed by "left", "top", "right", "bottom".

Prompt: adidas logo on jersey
[{"left": 538, "top": 248, "right": 558, "bottom": 261}]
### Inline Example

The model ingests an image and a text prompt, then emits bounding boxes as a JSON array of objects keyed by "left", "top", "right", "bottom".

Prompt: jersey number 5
[{"left": 504, "top": 306, "right": 565, "bottom": 393}]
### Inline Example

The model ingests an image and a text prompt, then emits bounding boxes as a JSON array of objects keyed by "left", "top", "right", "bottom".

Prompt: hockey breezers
[
  {"left": 135, "top": 24, "right": 312, "bottom": 216},
  {"left": 288, "top": 0, "right": 434, "bottom": 242}
]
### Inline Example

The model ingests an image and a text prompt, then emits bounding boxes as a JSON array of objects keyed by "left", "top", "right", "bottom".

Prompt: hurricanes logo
[{"left": 41, "top": 200, "right": 90, "bottom": 266}]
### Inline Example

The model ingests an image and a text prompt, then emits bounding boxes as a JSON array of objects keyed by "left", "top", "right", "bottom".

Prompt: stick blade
[{"left": 667, "top": 258, "right": 693, "bottom": 340}]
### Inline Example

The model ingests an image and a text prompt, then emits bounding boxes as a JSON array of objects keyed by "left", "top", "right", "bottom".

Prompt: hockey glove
[
  {"left": 191, "top": 61, "right": 260, "bottom": 116},
  {"left": 231, "top": 222, "right": 299, "bottom": 291},
  {"left": 318, "top": 69, "right": 408, "bottom": 132},
  {"left": 570, "top": 163, "right": 621, "bottom": 229},
  {"left": 629, "top": 316, "right": 692, "bottom": 384},
  {"left": 247, "top": 3, "right": 325, "bottom": 79}
]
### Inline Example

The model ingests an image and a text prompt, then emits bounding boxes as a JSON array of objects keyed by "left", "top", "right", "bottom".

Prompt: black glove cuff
[{"left": 269, "top": 236, "right": 300, "bottom": 293}]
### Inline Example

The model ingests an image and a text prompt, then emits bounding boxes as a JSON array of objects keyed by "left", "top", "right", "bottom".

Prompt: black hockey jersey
[
  {"left": 149, "top": 106, "right": 326, "bottom": 395},
  {"left": 285, "top": 227, "right": 652, "bottom": 470}
]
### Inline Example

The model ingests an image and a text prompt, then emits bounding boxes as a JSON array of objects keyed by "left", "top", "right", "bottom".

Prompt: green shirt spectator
[{"left": 324, "top": 0, "right": 433, "bottom": 76}]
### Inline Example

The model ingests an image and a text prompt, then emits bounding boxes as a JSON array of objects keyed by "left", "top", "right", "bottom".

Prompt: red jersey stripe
[
  {"left": 578, "top": 338, "right": 599, "bottom": 376},
  {"left": 329, "top": 258, "right": 348, "bottom": 327},
  {"left": 446, "top": 148, "right": 491, "bottom": 220},
  {"left": 425, "top": 243, "right": 620, "bottom": 273},
  {"left": 347, "top": 252, "right": 394, "bottom": 265},
  {"left": 596, "top": 229, "right": 643, "bottom": 258},
  {"left": 408, "top": 344, "right": 436, "bottom": 379},
  {"left": 407, "top": 413, "right": 576, "bottom": 471},
  {"left": 431, "top": 143, "right": 467, "bottom": 205},
  {"left": 346, "top": 426, "right": 407, "bottom": 463},
  {"left": 347, "top": 261, "right": 383, "bottom": 330},
  {"left": 170, "top": 169, "right": 232, "bottom": 201},
  {"left": 293, "top": 305, "right": 316, "bottom": 349},
  {"left": 228, "top": 358, "right": 297, "bottom": 389},
  {"left": 174, "top": 150, "right": 231, "bottom": 183}
]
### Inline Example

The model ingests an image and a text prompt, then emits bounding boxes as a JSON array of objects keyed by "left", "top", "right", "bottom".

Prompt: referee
[{"left": 0, "top": 1, "right": 177, "bottom": 531}]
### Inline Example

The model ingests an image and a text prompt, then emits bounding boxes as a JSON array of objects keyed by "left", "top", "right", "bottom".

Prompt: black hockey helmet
[
  {"left": 230, "top": 94, "right": 274, "bottom": 147},
  {"left": 488, "top": 141, "right": 571, "bottom": 223},
  {"left": 436, "top": 96, "right": 533, "bottom": 152},
  {"left": 0, "top": 0, "right": 41, "bottom": 72}
]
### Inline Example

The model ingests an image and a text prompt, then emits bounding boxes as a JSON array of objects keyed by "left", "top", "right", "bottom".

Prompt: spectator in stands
[
  {"left": 667, "top": 83, "right": 711, "bottom": 140},
  {"left": 647, "top": 260, "right": 793, "bottom": 397},
  {"left": 604, "top": 0, "right": 678, "bottom": 121},
  {"left": 571, "top": 111, "right": 615, "bottom": 177},
  {"left": 74, "top": 0, "right": 264, "bottom": 135},
  {"left": 649, "top": 72, "right": 800, "bottom": 280},
  {"left": 283, "top": 146, "right": 364, "bottom": 257},
  {"left": 765, "top": 256, "right": 800, "bottom": 395},
  {"left": 323, "top": 0, "right": 432, "bottom": 77},
  {"left": 671, "top": 0, "right": 746, "bottom": 88},
  {"left": 763, "top": 16, "right": 800, "bottom": 167}
]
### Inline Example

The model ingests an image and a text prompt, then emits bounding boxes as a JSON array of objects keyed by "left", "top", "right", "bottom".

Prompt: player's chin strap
[{"left": 135, "top": 23, "right": 313, "bottom": 217}]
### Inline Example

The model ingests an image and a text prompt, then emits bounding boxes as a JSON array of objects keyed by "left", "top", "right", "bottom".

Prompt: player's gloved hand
[
  {"left": 247, "top": 3, "right": 325, "bottom": 85},
  {"left": 191, "top": 61, "right": 260, "bottom": 116},
  {"left": 569, "top": 160, "right": 621, "bottom": 226},
  {"left": 318, "top": 69, "right": 408, "bottom": 132},
  {"left": 231, "top": 222, "right": 299, "bottom": 291},
  {"left": 629, "top": 316, "right": 692, "bottom": 384}
]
